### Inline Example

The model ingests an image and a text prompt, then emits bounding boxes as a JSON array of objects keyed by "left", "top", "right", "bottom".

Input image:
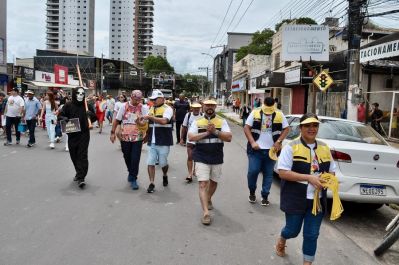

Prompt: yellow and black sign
[{"left": 313, "top": 70, "right": 334, "bottom": 92}]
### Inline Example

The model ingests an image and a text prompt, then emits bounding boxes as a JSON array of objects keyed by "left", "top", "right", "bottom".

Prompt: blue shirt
[{"left": 24, "top": 97, "right": 41, "bottom": 120}]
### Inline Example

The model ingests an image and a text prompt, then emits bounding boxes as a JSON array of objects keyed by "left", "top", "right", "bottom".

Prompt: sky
[{"left": 6, "top": 0, "right": 398, "bottom": 75}]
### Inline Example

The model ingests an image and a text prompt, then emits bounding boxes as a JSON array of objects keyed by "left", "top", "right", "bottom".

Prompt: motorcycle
[{"left": 374, "top": 212, "right": 399, "bottom": 256}]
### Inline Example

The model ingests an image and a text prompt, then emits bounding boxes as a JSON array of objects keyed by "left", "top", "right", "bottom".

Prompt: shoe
[
  {"left": 78, "top": 180, "right": 86, "bottom": 189},
  {"left": 201, "top": 214, "right": 211, "bottom": 225},
  {"left": 131, "top": 180, "right": 139, "bottom": 190},
  {"left": 49, "top": 143, "right": 55, "bottom": 149},
  {"left": 73, "top": 176, "right": 79, "bottom": 181},
  {"left": 3, "top": 142, "right": 11, "bottom": 146},
  {"left": 147, "top": 183, "right": 155, "bottom": 193},
  {"left": 65, "top": 147, "right": 69, "bottom": 152},
  {"left": 275, "top": 237, "right": 286, "bottom": 257},
  {"left": 16, "top": 141, "right": 20, "bottom": 145},
  {"left": 208, "top": 201, "right": 213, "bottom": 210},
  {"left": 27, "top": 143, "right": 33, "bottom": 148},
  {"left": 186, "top": 176, "right": 193, "bottom": 183},
  {"left": 163, "top": 176, "right": 168, "bottom": 187},
  {"left": 249, "top": 193, "right": 256, "bottom": 203},
  {"left": 261, "top": 198, "right": 270, "bottom": 206},
  {"left": 55, "top": 137, "right": 61, "bottom": 143}
]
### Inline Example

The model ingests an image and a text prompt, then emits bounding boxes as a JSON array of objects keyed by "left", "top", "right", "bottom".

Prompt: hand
[
  {"left": 273, "top": 141, "right": 282, "bottom": 152},
  {"left": 143, "top": 115, "right": 152, "bottom": 121},
  {"left": 207, "top": 123, "right": 216, "bottom": 134},
  {"left": 110, "top": 133, "right": 116, "bottom": 143},
  {"left": 251, "top": 142, "right": 260, "bottom": 150},
  {"left": 179, "top": 139, "right": 185, "bottom": 145},
  {"left": 307, "top": 174, "right": 323, "bottom": 190},
  {"left": 62, "top": 117, "right": 69, "bottom": 123}
]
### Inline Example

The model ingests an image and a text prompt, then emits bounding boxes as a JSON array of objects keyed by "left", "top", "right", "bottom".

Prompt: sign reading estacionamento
[
  {"left": 360, "top": 39, "right": 399, "bottom": 63},
  {"left": 282, "top": 25, "right": 329, "bottom": 62}
]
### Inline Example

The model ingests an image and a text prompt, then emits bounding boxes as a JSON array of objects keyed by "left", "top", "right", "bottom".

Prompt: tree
[
  {"left": 235, "top": 28, "right": 275, "bottom": 62},
  {"left": 143, "top": 55, "right": 174, "bottom": 75},
  {"left": 275, "top": 17, "right": 317, "bottom": 31}
]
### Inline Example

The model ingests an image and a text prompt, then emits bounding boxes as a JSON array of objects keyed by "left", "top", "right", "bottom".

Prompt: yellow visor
[
  {"left": 300, "top": 117, "right": 320, "bottom": 125},
  {"left": 203, "top": 99, "right": 217, "bottom": 105},
  {"left": 191, "top": 103, "right": 202, "bottom": 108},
  {"left": 262, "top": 105, "right": 275, "bottom": 115}
]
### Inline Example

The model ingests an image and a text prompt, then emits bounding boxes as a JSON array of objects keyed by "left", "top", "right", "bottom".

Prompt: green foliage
[
  {"left": 275, "top": 17, "right": 317, "bottom": 31},
  {"left": 235, "top": 28, "right": 275, "bottom": 62},
  {"left": 176, "top": 74, "right": 209, "bottom": 97},
  {"left": 143, "top": 56, "right": 174, "bottom": 75}
]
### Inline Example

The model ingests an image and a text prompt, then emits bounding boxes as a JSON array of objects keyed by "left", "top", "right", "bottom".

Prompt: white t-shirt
[
  {"left": 151, "top": 104, "right": 174, "bottom": 144},
  {"left": 188, "top": 117, "right": 231, "bottom": 136},
  {"left": 182, "top": 112, "right": 203, "bottom": 144},
  {"left": 106, "top": 98, "right": 115, "bottom": 112},
  {"left": 245, "top": 111, "right": 289, "bottom": 149},
  {"left": 116, "top": 103, "right": 149, "bottom": 121},
  {"left": 277, "top": 142, "right": 337, "bottom": 199},
  {"left": 114, "top": 101, "right": 126, "bottom": 114},
  {"left": 5, "top": 95, "right": 25, "bottom": 117}
]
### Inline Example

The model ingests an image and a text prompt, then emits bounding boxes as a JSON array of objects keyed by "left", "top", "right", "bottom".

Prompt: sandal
[
  {"left": 275, "top": 237, "right": 286, "bottom": 257},
  {"left": 186, "top": 176, "right": 193, "bottom": 183}
]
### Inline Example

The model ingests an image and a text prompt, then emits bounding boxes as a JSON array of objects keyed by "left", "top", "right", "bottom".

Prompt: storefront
[{"left": 231, "top": 78, "right": 247, "bottom": 108}]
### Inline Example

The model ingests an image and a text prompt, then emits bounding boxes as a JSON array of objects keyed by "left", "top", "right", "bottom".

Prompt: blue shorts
[{"left": 147, "top": 144, "right": 170, "bottom": 167}]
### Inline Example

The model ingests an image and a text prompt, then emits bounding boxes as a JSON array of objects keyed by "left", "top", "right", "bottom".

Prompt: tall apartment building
[
  {"left": 0, "top": 0, "right": 7, "bottom": 91},
  {"left": 46, "top": 0, "right": 95, "bottom": 56},
  {"left": 109, "top": 0, "right": 154, "bottom": 66},
  {"left": 152, "top": 45, "right": 167, "bottom": 59}
]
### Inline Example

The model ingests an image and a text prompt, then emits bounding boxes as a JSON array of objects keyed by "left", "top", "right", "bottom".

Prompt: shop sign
[
  {"left": 285, "top": 66, "right": 301, "bottom": 85},
  {"left": 360, "top": 39, "right": 399, "bottom": 63},
  {"left": 231, "top": 79, "right": 245, "bottom": 92},
  {"left": 35, "top": 71, "right": 55, "bottom": 83},
  {"left": 54, "top": 64, "right": 69, "bottom": 84}
]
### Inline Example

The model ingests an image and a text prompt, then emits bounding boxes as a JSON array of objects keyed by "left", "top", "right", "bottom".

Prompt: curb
[{"left": 217, "top": 112, "right": 242, "bottom": 127}]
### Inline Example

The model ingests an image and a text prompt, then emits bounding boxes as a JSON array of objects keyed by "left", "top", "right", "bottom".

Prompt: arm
[
  {"left": 109, "top": 118, "right": 120, "bottom": 143},
  {"left": 208, "top": 120, "right": 232, "bottom": 142},
  {"left": 279, "top": 170, "right": 323, "bottom": 190},
  {"left": 146, "top": 116, "right": 169, "bottom": 125},
  {"left": 243, "top": 113, "right": 260, "bottom": 150}
]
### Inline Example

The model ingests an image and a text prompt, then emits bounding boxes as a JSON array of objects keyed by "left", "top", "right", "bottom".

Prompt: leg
[
  {"left": 129, "top": 141, "right": 143, "bottom": 180},
  {"left": 261, "top": 152, "right": 276, "bottom": 200},
  {"left": 147, "top": 165, "right": 155, "bottom": 183},
  {"left": 302, "top": 209, "right": 324, "bottom": 264},
  {"left": 175, "top": 121, "right": 182, "bottom": 143},
  {"left": 146, "top": 144, "right": 157, "bottom": 184},
  {"left": 199, "top": 180, "right": 210, "bottom": 216},
  {"left": 5, "top": 116, "right": 12, "bottom": 143},
  {"left": 281, "top": 213, "right": 304, "bottom": 240},
  {"left": 14, "top": 117, "right": 21, "bottom": 142},
  {"left": 121, "top": 141, "right": 133, "bottom": 181},
  {"left": 186, "top": 145, "right": 194, "bottom": 180},
  {"left": 75, "top": 132, "right": 90, "bottom": 180},
  {"left": 247, "top": 151, "right": 262, "bottom": 200},
  {"left": 158, "top": 146, "right": 170, "bottom": 186},
  {"left": 208, "top": 179, "right": 218, "bottom": 202},
  {"left": 26, "top": 120, "right": 34, "bottom": 144}
]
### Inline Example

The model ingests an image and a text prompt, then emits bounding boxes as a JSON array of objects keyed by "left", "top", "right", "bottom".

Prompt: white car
[{"left": 280, "top": 115, "right": 399, "bottom": 209}]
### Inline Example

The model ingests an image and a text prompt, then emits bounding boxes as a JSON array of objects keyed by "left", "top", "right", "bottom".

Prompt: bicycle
[{"left": 374, "top": 212, "right": 399, "bottom": 256}]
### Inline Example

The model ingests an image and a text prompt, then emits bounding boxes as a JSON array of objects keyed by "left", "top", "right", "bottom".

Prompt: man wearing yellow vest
[
  {"left": 144, "top": 90, "right": 174, "bottom": 193},
  {"left": 188, "top": 99, "right": 232, "bottom": 225},
  {"left": 244, "top": 97, "right": 289, "bottom": 205}
]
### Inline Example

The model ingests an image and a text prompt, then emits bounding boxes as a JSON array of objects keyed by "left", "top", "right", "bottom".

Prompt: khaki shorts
[{"left": 195, "top": 162, "right": 222, "bottom": 182}]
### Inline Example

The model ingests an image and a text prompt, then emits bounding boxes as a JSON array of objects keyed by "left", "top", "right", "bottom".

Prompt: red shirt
[{"left": 357, "top": 104, "right": 366, "bottom": 122}]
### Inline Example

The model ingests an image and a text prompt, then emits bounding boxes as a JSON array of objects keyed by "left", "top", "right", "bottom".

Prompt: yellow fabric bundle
[
  {"left": 312, "top": 173, "right": 344, "bottom": 221},
  {"left": 269, "top": 147, "right": 278, "bottom": 161}
]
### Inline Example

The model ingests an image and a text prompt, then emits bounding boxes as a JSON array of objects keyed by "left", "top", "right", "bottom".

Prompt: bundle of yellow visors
[{"left": 312, "top": 173, "right": 344, "bottom": 220}]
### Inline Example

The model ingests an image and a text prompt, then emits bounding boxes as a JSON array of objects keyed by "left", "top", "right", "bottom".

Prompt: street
[{"left": 1, "top": 120, "right": 398, "bottom": 265}]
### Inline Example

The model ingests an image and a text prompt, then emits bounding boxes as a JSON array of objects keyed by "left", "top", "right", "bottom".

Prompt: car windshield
[{"left": 287, "top": 118, "right": 387, "bottom": 145}]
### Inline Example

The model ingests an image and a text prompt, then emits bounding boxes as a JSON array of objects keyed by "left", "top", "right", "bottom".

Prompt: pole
[
  {"left": 206, "top": 67, "right": 209, "bottom": 97},
  {"left": 346, "top": 0, "right": 366, "bottom": 121},
  {"left": 100, "top": 53, "right": 104, "bottom": 94}
]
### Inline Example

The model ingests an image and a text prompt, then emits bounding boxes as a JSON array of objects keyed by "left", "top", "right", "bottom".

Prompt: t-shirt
[
  {"left": 182, "top": 112, "right": 203, "bottom": 144},
  {"left": 371, "top": 109, "right": 383, "bottom": 121},
  {"left": 116, "top": 103, "right": 149, "bottom": 142},
  {"left": 151, "top": 104, "right": 174, "bottom": 144},
  {"left": 245, "top": 111, "right": 289, "bottom": 149},
  {"left": 357, "top": 104, "right": 366, "bottom": 122},
  {"left": 114, "top": 101, "right": 126, "bottom": 114},
  {"left": 5, "top": 95, "right": 25, "bottom": 117},
  {"left": 277, "top": 143, "right": 336, "bottom": 199},
  {"left": 174, "top": 100, "right": 190, "bottom": 122},
  {"left": 106, "top": 98, "right": 115, "bottom": 112}
]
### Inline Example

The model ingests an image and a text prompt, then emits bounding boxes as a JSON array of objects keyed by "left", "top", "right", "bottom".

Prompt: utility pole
[
  {"left": 198, "top": 67, "right": 209, "bottom": 96},
  {"left": 346, "top": 0, "right": 366, "bottom": 120},
  {"left": 100, "top": 53, "right": 104, "bottom": 94}
]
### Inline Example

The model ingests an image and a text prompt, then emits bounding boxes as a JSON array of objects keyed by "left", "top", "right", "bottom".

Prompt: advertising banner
[
  {"left": 360, "top": 39, "right": 399, "bottom": 63},
  {"left": 54, "top": 64, "right": 68, "bottom": 84},
  {"left": 35, "top": 70, "right": 55, "bottom": 83},
  {"left": 231, "top": 79, "right": 245, "bottom": 92},
  {"left": 282, "top": 25, "right": 329, "bottom": 62}
]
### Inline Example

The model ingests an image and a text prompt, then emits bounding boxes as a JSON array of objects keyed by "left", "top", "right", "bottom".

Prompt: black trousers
[
  {"left": 175, "top": 120, "right": 183, "bottom": 143},
  {"left": 121, "top": 140, "right": 143, "bottom": 182},
  {"left": 6, "top": 116, "right": 21, "bottom": 143},
  {"left": 68, "top": 131, "right": 90, "bottom": 181},
  {"left": 26, "top": 119, "right": 37, "bottom": 144}
]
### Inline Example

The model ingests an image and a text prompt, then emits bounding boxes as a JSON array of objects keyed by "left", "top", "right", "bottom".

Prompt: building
[
  {"left": 152, "top": 45, "right": 167, "bottom": 59},
  {"left": 46, "top": 0, "right": 95, "bottom": 56},
  {"left": 0, "top": 0, "right": 7, "bottom": 92},
  {"left": 109, "top": 0, "right": 154, "bottom": 67}
]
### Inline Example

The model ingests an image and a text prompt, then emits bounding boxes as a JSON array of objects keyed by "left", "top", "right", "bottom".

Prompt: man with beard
[
  {"left": 188, "top": 99, "right": 232, "bottom": 225},
  {"left": 59, "top": 87, "right": 90, "bottom": 189}
]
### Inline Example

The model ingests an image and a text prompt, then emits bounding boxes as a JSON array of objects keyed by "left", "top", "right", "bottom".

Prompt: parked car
[{"left": 279, "top": 115, "right": 399, "bottom": 210}]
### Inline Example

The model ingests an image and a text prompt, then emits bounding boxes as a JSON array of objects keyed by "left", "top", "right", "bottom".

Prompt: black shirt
[
  {"left": 371, "top": 109, "right": 383, "bottom": 121},
  {"left": 174, "top": 100, "right": 190, "bottom": 122}
]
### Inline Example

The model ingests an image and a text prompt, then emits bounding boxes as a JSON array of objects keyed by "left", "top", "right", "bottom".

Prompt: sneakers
[
  {"left": 131, "top": 180, "right": 139, "bottom": 190},
  {"left": 163, "top": 176, "right": 168, "bottom": 187},
  {"left": 55, "top": 136, "right": 61, "bottom": 143},
  {"left": 16, "top": 140, "right": 20, "bottom": 145},
  {"left": 49, "top": 143, "right": 55, "bottom": 149},
  {"left": 201, "top": 214, "right": 211, "bottom": 225},
  {"left": 147, "top": 183, "right": 155, "bottom": 193},
  {"left": 261, "top": 198, "right": 270, "bottom": 206},
  {"left": 78, "top": 180, "right": 86, "bottom": 189},
  {"left": 65, "top": 147, "right": 69, "bottom": 152},
  {"left": 249, "top": 193, "right": 256, "bottom": 203},
  {"left": 27, "top": 143, "right": 34, "bottom": 148},
  {"left": 4, "top": 142, "right": 11, "bottom": 146}
]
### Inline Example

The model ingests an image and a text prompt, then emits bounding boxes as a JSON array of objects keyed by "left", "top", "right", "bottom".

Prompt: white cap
[{"left": 149, "top": 89, "right": 164, "bottom": 100}]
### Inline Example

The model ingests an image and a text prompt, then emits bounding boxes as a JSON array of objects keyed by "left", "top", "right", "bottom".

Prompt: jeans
[
  {"left": 26, "top": 119, "right": 37, "bottom": 144},
  {"left": 45, "top": 117, "right": 56, "bottom": 143},
  {"left": 247, "top": 149, "right": 275, "bottom": 198},
  {"left": 281, "top": 203, "right": 324, "bottom": 263},
  {"left": 5, "top": 116, "right": 21, "bottom": 143},
  {"left": 121, "top": 141, "right": 143, "bottom": 182},
  {"left": 55, "top": 122, "right": 62, "bottom": 138}
]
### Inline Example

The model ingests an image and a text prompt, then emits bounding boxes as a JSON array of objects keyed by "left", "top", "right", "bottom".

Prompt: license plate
[{"left": 360, "top": 184, "right": 387, "bottom": 196}]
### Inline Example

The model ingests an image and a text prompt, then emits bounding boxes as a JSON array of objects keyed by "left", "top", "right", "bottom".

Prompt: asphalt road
[{"left": 0, "top": 121, "right": 398, "bottom": 265}]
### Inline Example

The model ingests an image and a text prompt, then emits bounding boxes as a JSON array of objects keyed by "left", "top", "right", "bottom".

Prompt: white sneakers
[{"left": 49, "top": 143, "right": 55, "bottom": 149}]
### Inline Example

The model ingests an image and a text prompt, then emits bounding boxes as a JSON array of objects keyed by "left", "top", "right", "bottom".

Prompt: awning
[{"left": 23, "top": 81, "right": 78, "bottom": 89}]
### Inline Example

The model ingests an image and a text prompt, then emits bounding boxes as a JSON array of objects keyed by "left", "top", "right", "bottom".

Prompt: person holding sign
[
  {"left": 110, "top": 90, "right": 149, "bottom": 190},
  {"left": 59, "top": 87, "right": 91, "bottom": 189}
]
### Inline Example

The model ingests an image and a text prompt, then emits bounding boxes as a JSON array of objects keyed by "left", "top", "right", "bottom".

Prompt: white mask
[{"left": 77, "top": 88, "right": 85, "bottom": 102}]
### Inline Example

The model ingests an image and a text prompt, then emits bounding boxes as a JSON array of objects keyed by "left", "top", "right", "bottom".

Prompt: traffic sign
[{"left": 313, "top": 70, "right": 334, "bottom": 91}]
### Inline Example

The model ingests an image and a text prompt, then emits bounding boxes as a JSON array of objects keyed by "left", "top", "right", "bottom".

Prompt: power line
[
  {"left": 209, "top": 0, "right": 234, "bottom": 48},
  {"left": 214, "top": 0, "right": 245, "bottom": 46},
  {"left": 231, "top": 0, "right": 255, "bottom": 31}
]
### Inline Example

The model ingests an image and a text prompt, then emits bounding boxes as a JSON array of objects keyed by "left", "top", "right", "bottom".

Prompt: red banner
[{"left": 54, "top": 64, "right": 68, "bottom": 84}]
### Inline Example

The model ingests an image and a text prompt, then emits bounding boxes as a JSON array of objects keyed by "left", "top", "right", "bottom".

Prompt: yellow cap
[
  {"left": 269, "top": 147, "right": 278, "bottom": 161},
  {"left": 191, "top": 103, "right": 202, "bottom": 108},
  {"left": 262, "top": 105, "right": 276, "bottom": 115},
  {"left": 203, "top": 99, "right": 217, "bottom": 105},
  {"left": 300, "top": 117, "right": 320, "bottom": 125}
]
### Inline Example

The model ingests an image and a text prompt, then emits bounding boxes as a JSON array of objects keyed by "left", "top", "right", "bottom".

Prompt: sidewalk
[{"left": 216, "top": 105, "right": 243, "bottom": 126}]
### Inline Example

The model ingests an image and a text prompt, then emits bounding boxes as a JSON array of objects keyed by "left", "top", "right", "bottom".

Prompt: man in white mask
[{"left": 59, "top": 86, "right": 91, "bottom": 189}]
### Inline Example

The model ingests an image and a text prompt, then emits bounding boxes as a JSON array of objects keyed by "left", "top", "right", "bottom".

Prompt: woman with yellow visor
[{"left": 275, "top": 113, "right": 336, "bottom": 265}]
